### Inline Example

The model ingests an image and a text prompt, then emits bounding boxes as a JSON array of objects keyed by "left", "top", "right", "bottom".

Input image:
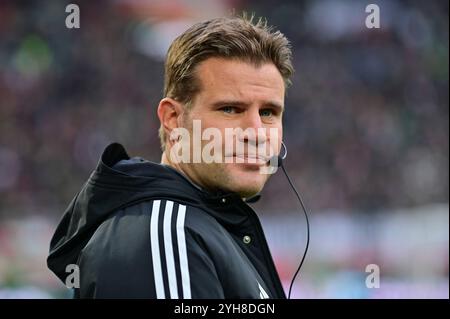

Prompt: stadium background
[{"left": 0, "top": 0, "right": 448, "bottom": 298}]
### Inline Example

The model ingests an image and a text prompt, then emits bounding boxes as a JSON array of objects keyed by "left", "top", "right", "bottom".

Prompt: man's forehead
[
  {"left": 197, "top": 58, "right": 284, "bottom": 86},
  {"left": 195, "top": 58, "right": 285, "bottom": 103}
]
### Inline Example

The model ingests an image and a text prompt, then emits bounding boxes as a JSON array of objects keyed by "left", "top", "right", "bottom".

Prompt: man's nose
[
  {"left": 239, "top": 110, "right": 267, "bottom": 146},
  {"left": 244, "top": 108, "right": 264, "bottom": 130}
]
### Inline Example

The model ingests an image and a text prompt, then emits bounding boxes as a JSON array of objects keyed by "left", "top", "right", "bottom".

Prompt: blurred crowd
[{"left": 0, "top": 0, "right": 448, "bottom": 219}]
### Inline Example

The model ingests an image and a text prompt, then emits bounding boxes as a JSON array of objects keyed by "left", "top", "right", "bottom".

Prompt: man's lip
[{"left": 227, "top": 154, "right": 268, "bottom": 164}]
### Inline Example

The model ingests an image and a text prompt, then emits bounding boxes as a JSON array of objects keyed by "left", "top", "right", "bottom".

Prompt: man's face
[{"left": 177, "top": 57, "right": 285, "bottom": 198}]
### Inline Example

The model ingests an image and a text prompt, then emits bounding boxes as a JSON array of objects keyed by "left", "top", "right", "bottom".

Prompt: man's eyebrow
[
  {"left": 262, "top": 101, "right": 284, "bottom": 111},
  {"left": 212, "top": 100, "right": 249, "bottom": 108},
  {"left": 212, "top": 100, "right": 284, "bottom": 110}
]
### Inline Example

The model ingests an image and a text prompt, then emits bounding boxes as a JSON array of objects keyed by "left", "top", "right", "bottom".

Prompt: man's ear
[{"left": 157, "top": 97, "right": 184, "bottom": 143}]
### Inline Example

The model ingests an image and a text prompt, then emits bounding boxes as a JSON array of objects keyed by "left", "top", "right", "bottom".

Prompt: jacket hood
[{"left": 47, "top": 142, "right": 249, "bottom": 282}]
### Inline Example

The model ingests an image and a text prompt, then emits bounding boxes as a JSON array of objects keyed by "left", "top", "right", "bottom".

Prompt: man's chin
[
  {"left": 227, "top": 170, "right": 267, "bottom": 197},
  {"left": 236, "top": 189, "right": 261, "bottom": 199},
  {"left": 228, "top": 180, "right": 265, "bottom": 198}
]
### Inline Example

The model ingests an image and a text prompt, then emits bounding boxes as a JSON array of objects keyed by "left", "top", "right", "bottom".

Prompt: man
[{"left": 47, "top": 15, "right": 293, "bottom": 299}]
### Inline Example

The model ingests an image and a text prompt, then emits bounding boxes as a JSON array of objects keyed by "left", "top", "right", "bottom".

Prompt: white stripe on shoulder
[
  {"left": 163, "top": 200, "right": 178, "bottom": 299},
  {"left": 150, "top": 200, "right": 165, "bottom": 298},
  {"left": 176, "top": 204, "right": 191, "bottom": 299}
]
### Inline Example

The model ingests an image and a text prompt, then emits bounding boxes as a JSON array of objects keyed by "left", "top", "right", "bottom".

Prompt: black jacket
[{"left": 47, "top": 143, "right": 286, "bottom": 299}]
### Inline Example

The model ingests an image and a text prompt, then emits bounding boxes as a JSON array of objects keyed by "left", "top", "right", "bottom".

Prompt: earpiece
[{"left": 267, "top": 141, "right": 287, "bottom": 168}]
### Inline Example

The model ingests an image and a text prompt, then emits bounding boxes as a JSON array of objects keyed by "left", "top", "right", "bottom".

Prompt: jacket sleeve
[
  {"left": 179, "top": 227, "right": 225, "bottom": 298},
  {"left": 147, "top": 200, "right": 225, "bottom": 299},
  {"left": 76, "top": 199, "right": 224, "bottom": 298}
]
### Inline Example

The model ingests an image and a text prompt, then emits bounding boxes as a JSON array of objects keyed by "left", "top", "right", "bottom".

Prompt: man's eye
[
  {"left": 221, "top": 106, "right": 237, "bottom": 114},
  {"left": 260, "top": 109, "right": 273, "bottom": 117}
]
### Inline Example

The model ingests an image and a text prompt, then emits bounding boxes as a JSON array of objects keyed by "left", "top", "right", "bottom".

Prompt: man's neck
[{"left": 161, "top": 151, "right": 204, "bottom": 191}]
